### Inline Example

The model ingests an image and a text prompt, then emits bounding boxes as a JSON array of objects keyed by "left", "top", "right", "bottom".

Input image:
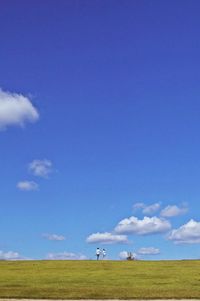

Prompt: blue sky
[{"left": 1, "top": 0, "right": 200, "bottom": 260}]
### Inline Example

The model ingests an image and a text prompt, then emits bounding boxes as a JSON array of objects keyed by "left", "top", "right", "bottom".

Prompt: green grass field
[{"left": 0, "top": 260, "right": 200, "bottom": 299}]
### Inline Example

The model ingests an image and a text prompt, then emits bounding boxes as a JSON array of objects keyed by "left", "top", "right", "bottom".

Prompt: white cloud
[
  {"left": 115, "top": 216, "right": 171, "bottom": 235},
  {"left": 0, "top": 88, "right": 39, "bottom": 130},
  {"left": 29, "top": 159, "right": 52, "bottom": 178},
  {"left": 17, "top": 180, "right": 38, "bottom": 191},
  {"left": 46, "top": 252, "right": 87, "bottom": 260},
  {"left": 86, "top": 232, "right": 128, "bottom": 244},
  {"left": 168, "top": 219, "right": 200, "bottom": 244},
  {"left": 42, "top": 233, "right": 66, "bottom": 241},
  {"left": 133, "top": 202, "right": 145, "bottom": 211},
  {"left": 119, "top": 251, "right": 129, "bottom": 260},
  {"left": 137, "top": 247, "right": 160, "bottom": 255},
  {"left": 119, "top": 251, "right": 137, "bottom": 260},
  {"left": 0, "top": 250, "right": 30, "bottom": 260},
  {"left": 133, "top": 202, "right": 161, "bottom": 215},
  {"left": 143, "top": 203, "right": 161, "bottom": 215},
  {"left": 160, "top": 205, "right": 188, "bottom": 218}
]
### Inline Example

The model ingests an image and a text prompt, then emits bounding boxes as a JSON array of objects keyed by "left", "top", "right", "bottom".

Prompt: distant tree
[{"left": 126, "top": 252, "right": 135, "bottom": 260}]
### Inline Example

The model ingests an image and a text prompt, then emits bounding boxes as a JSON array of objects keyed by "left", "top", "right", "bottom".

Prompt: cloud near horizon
[
  {"left": 0, "top": 250, "right": 30, "bottom": 260},
  {"left": 46, "top": 252, "right": 87, "bottom": 260},
  {"left": 137, "top": 247, "right": 160, "bottom": 255},
  {"left": 119, "top": 251, "right": 137, "bottom": 260},
  {"left": 168, "top": 219, "right": 200, "bottom": 244},
  {"left": 86, "top": 232, "right": 128, "bottom": 244},
  {"left": 0, "top": 88, "right": 39, "bottom": 130},
  {"left": 115, "top": 216, "right": 171, "bottom": 235}
]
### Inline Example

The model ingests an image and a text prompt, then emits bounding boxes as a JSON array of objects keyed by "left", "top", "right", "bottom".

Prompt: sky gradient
[{"left": 1, "top": 0, "right": 200, "bottom": 260}]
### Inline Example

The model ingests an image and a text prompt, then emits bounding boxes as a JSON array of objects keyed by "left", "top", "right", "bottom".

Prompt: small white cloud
[
  {"left": 137, "top": 247, "right": 160, "bottom": 255},
  {"left": 119, "top": 251, "right": 129, "bottom": 260},
  {"left": 115, "top": 216, "right": 171, "bottom": 235},
  {"left": 46, "top": 252, "right": 87, "bottom": 260},
  {"left": 142, "top": 203, "right": 161, "bottom": 215},
  {"left": 29, "top": 159, "right": 52, "bottom": 178},
  {"left": 168, "top": 219, "right": 200, "bottom": 244},
  {"left": 86, "top": 232, "right": 128, "bottom": 244},
  {"left": 133, "top": 202, "right": 145, "bottom": 211},
  {"left": 17, "top": 180, "right": 38, "bottom": 191},
  {"left": 42, "top": 233, "right": 66, "bottom": 241},
  {"left": 161, "top": 205, "right": 188, "bottom": 218},
  {"left": 0, "top": 250, "right": 30, "bottom": 260},
  {"left": 0, "top": 88, "right": 39, "bottom": 130},
  {"left": 133, "top": 202, "right": 161, "bottom": 215},
  {"left": 119, "top": 251, "right": 137, "bottom": 260}
]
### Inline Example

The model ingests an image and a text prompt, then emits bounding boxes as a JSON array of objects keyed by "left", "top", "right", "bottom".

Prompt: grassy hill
[{"left": 0, "top": 260, "right": 200, "bottom": 299}]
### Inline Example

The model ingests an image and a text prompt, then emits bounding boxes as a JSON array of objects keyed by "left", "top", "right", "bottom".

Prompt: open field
[{"left": 0, "top": 260, "right": 200, "bottom": 299}]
